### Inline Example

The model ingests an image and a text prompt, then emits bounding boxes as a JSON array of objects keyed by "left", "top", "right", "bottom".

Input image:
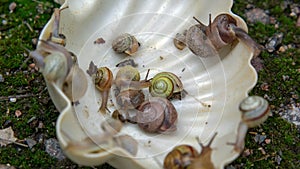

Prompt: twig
[
  {"left": 0, "top": 93, "right": 41, "bottom": 101},
  {"left": 0, "top": 138, "right": 29, "bottom": 148}
]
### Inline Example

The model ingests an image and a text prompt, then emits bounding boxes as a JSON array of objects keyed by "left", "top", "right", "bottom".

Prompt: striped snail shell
[
  {"left": 239, "top": 96, "right": 270, "bottom": 128},
  {"left": 112, "top": 33, "right": 140, "bottom": 55},
  {"left": 164, "top": 133, "right": 217, "bottom": 169},
  {"left": 149, "top": 72, "right": 184, "bottom": 99},
  {"left": 137, "top": 97, "right": 178, "bottom": 133},
  {"left": 163, "top": 145, "right": 199, "bottom": 169},
  {"left": 95, "top": 67, "right": 113, "bottom": 113}
]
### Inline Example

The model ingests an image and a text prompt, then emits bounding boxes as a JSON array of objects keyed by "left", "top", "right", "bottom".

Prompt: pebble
[
  {"left": 254, "top": 134, "right": 267, "bottom": 144},
  {"left": 9, "top": 98, "right": 16, "bottom": 102},
  {"left": 9, "top": 2, "right": 17, "bottom": 13},
  {"left": 45, "top": 138, "right": 66, "bottom": 160},
  {"left": 245, "top": 8, "right": 270, "bottom": 24},
  {"left": 265, "top": 32, "right": 284, "bottom": 53},
  {"left": 2, "top": 20, "right": 7, "bottom": 25},
  {"left": 25, "top": 138, "right": 37, "bottom": 149},
  {"left": 0, "top": 74, "right": 4, "bottom": 82}
]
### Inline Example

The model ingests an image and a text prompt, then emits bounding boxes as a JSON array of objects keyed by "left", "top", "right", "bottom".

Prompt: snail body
[
  {"left": 230, "top": 96, "right": 270, "bottom": 152},
  {"left": 95, "top": 67, "right": 113, "bottom": 113},
  {"left": 164, "top": 133, "right": 217, "bottom": 169},
  {"left": 137, "top": 97, "right": 178, "bottom": 133},
  {"left": 184, "top": 14, "right": 263, "bottom": 57},
  {"left": 112, "top": 33, "right": 140, "bottom": 55},
  {"left": 149, "top": 72, "right": 184, "bottom": 99}
]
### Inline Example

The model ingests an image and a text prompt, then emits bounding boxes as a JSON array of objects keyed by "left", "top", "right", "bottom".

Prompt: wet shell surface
[{"left": 39, "top": 0, "right": 258, "bottom": 168}]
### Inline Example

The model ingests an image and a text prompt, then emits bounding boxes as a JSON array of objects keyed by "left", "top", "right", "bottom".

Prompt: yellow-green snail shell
[
  {"left": 149, "top": 72, "right": 184, "bottom": 99},
  {"left": 95, "top": 67, "right": 113, "bottom": 114},
  {"left": 239, "top": 96, "right": 270, "bottom": 128},
  {"left": 112, "top": 33, "right": 140, "bottom": 55}
]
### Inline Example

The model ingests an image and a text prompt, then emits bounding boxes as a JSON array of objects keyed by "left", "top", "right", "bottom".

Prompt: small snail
[
  {"left": 149, "top": 72, "right": 184, "bottom": 100},
  {"left": 164, "top": 133, "right": 217, "bottom": 169},
  {"left": 115, "top": 65, "right": 151, "bottom": 91},
  {"left": 51, "top": 7, "right": 68, "bottom": 46},
  {"left": 137, "top": 97, "right": 178, "bottom": 133},
  {"left": 184, "top": 14, "right": 263, "bottom": 57},
  {"left": 112, "top": 33, "right": 140, "bottom": 55},
  {"left": 95, "top": 67, "right": 113, "bottom": 113},
  {"left": 173, "top": 31, "right": 187, "bottom": 50},
  {"left": 228, "top": 96, "right": 270, "bottom": 152}
]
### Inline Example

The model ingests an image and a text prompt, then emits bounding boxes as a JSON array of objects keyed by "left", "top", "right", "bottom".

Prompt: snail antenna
[{"left": 209, "top": 13, "right": 212, "bottom": 32}]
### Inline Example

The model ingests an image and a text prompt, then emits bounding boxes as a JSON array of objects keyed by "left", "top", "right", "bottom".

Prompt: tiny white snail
[
  {"left": 228, "top": 96, "right": 270, "bottom": 152},
  {"left": 149, "top": 72, "right": 184, "bottom": 100},
  {"left": 95, "top": 67, "right": 113, "bottom": 114},
  {"left": 184, "top": 14, "right": 263, "bottom": 57},
  {"left": 112, "top": 33, "right": 140, "bottom": 55},
  {"left": 164, "top": 133, "right": 217, "bottom": 169},
  {"left": 137, "top": 97, "right": 178, "bottom": 133}
]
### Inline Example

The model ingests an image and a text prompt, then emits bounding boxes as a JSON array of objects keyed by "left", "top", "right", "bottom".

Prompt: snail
[
  {"left": 149, "top": 72, "right": 184, "bottom": 100},
  {"left": 29, "top": 40, "right": 87, "bottom": 102},
  {"left": 136, "top": 97, "right": 178, "bottom": 133},
  {"left": 112, "top": 33, "right": 140, "bottom": 55},
  {"left": 164, "top": 133, "right": 217, "bottom": 169},
  {"left": 228, "top": 96, "right": 270, "bottom": 152},
  {"left": 64, "top": 119, "right": 138, "bottom": 156},
  {"left": 183, "top": 14, "right": 263, "bottom": 57},
  {"left": 95, "top": 67, "right": 113, "bottom": 114},
  {"left": 173, "top": 31, "right": 187, "bottom": 50},
  {"left": 50, "top": 7, "right": 68, "bottom": 46},
  {"left": 115, "top": 65, "right": 151, "bottom": 91}
]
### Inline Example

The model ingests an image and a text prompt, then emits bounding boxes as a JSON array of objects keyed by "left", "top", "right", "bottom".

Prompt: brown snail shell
[
  {"left": 137, "top": 97, "right": 178, "bottom": 133},
  {"left": 112, "top": 33, "right": 140, "bottom": 55},
  {"left": 186, "top": 14, "right": 263, "bottom": 57},
  {"left": 173, "top": 31, "right": 187, "bottom": 50},
  {"left": 164, "top": 133, "right": 217, "bottom": 169},
  {"left": 95, "top": 67, "right": 113, "bottom": 114}
]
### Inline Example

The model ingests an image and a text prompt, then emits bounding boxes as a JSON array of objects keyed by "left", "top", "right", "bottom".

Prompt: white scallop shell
[{"left": 38, "top": 0, "right": 257, "bottom": 168}]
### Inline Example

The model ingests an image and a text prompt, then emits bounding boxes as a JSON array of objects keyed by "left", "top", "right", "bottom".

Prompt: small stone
[
  {"left": 265, "top": 33, "right": 284, "bottom": 53},
  {"left": 265, "top": 139, "right": 271, "bottom": 144},
  {"left": 278, "top": 45, "right": 287, "bottom": 53},
  {"left": 258, "top": 147, "right": 266, "bottom": 155},
  {"left": 245, "top": 8, "right": 270, "bottom": 24},
  {"left": 260, "top": 83, "right": 269, "bottom": 91},
  {"left": 2, "top": 20, "right": 7, "bottom": 25},
  {"left": 9, "top": 98, "right": 16, "bottom": 102},
  {"left": 45, "top": 138, "right": 66, "bottom": 160},
  {"left": 9, "top": 2, "right": 17, "bottom": 13},
  {"left": 14, "top": 110, "right": 22, "bottom": 117},
  {"left": 275, "top": 155, "right": 282, "bottom": 164},
  {"left": 29, "top": 63, "right": 36, "bottom": 69},
  {"left": 0, "top": 74, "right": 4, "bottom": 82},
  {"left": 25, "top": 138, "right": 37, "bottom": 149},
  {"left": 94, "top": 37, "right": 105, "bottom": 44},
  {"left": 254, "top": 134, "right": 267, "bottom": 144}
]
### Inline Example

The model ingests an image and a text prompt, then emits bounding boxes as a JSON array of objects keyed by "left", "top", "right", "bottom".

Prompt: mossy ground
[{"left": 0, "top": 0, "right": 299, "bottom": 168}]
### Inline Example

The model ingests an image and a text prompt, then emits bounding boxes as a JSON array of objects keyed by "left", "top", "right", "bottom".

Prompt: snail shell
[
  {"left": 137, "top": 97, "right": 178, "bottom": 133},
  {"left": 149, "top": 72, "right": 184, "bottom": 99},
  {"left": 239, "top": 96, "right": 270, "bottom": 128},
  {"left": 95, "top": 67, "right": 113, "bottom": 113},
  {"left": 164, "top": 133, "right": 217, "bottom": 169},
  {"left": 186, "top": 14, "right": 262, "bottom": 57},
  {"left": 173, "top": 31, "right": 187, "bottom": 50},
  {"left": 115, "top": 65, "right": 151, "bottom": 91},
  {"left": 112, "top": 33, "right": 140, "bottom": 55},
  {"left": 163, "top": 145, "right": 199, "bottom": 169}
]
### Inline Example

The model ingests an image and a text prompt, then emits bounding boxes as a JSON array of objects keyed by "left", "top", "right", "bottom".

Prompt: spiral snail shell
[
  {"left": 112, "top": 33, "right": 140, "bottom": 55},
  {"left": 116, "top": 89, "right": 145, "bottom": 110},
  {"left": 185, "top": 14, "right": 263, "bottom": 57},
  {"left": 137, "top": 97, "right": 178, "bottom": 133},
  {"left": 164, "top": 133, "right": 217, "bottom": 169},
  {"left": 115, "top": 65, "right": 151, "bottom": 91},
  {"left": 149, "top": 72, "right": 184, "bottom": 99},
  {"left": 95, "top": 67, "right": 113, "bottom": 113},
  {"left": 229, "top": 96, "right": 270, "bottom": 152}
]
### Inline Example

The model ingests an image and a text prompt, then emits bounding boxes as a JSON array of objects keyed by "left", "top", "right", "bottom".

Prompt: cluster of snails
[
  {"left": 90, "top": 59, "right": 185, "bottom": 134},
  {"left": 174, "top": 13, "right": 263, "bottom": 57}
]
